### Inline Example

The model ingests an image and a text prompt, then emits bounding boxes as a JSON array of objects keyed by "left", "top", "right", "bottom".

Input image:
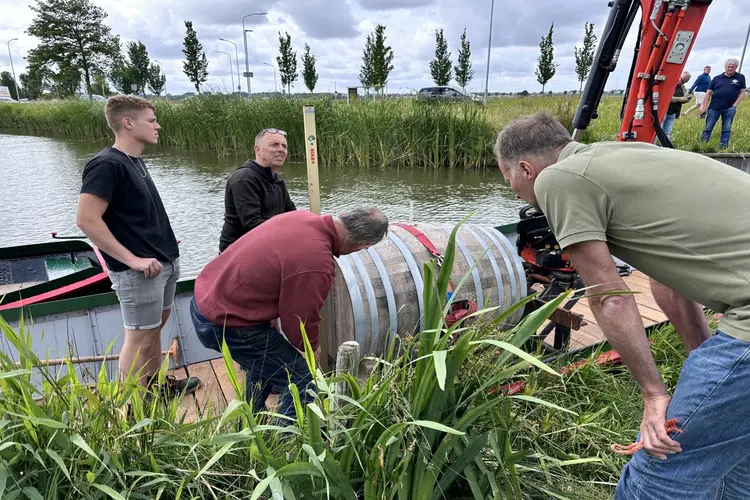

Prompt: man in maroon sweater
[{"left": 189, "top": 207, "right": 389, "bottom": 416}]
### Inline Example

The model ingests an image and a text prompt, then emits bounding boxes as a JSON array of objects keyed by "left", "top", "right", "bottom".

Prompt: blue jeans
[
  {"left": 662, "top": 113, "right": 677, "bottom": 140},
  {"left": 655, "top": 113, "right": 678, "bottom": 145},
  {"left": 189, "top": 297, "right": 315, "bottom": 417},
  {"left": 615, "top": 331, "right": 750, "bottom": 499},
  {"left": 701, "top": 107, "right": 737, "bottom": 148}
]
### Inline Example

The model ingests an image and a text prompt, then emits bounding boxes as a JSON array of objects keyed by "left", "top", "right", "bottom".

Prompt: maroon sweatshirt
[{"left": 193, "top": 210, "right": 340, "bottom": 351}]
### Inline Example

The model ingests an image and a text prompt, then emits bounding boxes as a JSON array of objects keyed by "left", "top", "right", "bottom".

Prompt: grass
[
  {"left": 0, "top": 215, "right": 700, "bottom": 499},
  {"left": 1, "top": 95, "right": 747, "bottom": 169}
]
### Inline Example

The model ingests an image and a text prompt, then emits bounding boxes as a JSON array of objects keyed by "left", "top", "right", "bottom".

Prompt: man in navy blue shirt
[
  {"left": 683, "top": 65, "right": 710, "bottom": 116},
  {"left": 700, "top": 58, "right": 746, "bottom": 149}
]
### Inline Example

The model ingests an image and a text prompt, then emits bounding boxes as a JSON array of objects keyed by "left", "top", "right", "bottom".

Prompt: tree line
[{"left": 4, "top": 0, "right": 598, "bottom": 101}]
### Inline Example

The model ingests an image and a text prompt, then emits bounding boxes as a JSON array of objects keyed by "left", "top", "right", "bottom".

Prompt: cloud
[{"left": 1, "top": 0, "right": 747, "bottom": 96}]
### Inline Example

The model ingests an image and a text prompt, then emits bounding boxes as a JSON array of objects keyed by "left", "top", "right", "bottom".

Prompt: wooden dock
[{"left": 172, "top": 271, "right": 666, "bottom": 422}]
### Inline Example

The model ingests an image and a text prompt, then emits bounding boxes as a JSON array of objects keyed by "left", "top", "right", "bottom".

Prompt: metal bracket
[{"left": 666, "top": 31, "right": 694, "bottom": 64}]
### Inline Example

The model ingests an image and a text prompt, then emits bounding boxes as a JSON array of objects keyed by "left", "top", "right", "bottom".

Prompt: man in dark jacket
[{"left": 218, "top": 128, "right": 296, "bottom": 252}]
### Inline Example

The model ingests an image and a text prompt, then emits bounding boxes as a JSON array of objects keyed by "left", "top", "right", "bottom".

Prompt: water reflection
[{"left": 1, "top": 132, "right": 524, "bottom": 278}]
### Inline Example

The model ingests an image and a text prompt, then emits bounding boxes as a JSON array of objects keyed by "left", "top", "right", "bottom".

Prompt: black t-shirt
[{"left": 80, "top": 147, "right": 179, "bottom": 272}]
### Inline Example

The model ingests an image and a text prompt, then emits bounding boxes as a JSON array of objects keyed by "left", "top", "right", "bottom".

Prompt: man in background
[
  {"left": 658, "top": 71, "right": 692, "bottom": 142},
  {"left": 700, "top": 58, "right": 746, "bottom": 149},
  {"left": 683, "top": 65, "right": 710, "bottom": 117},
  {"left": 76, "top": 95, "right": 200, "bottom": 397},
  {"left": 218, "top": 128, "right": 296, "bottom": 252}
]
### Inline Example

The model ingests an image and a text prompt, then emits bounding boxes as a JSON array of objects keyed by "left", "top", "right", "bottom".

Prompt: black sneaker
[{"left": 155, "top": 375, "right": 202, "bottom": 398}]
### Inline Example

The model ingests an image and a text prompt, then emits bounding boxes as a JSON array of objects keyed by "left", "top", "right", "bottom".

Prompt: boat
[{"left": 0, "top": 237, "right": 112, "bottom": 311}]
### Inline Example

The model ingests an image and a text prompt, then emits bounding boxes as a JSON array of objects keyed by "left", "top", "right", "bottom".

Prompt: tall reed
[{"left": 1, "top": 95, "right": 746, "bottom": 169}]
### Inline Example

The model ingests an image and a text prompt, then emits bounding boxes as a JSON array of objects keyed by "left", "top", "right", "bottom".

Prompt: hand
[
  {"left": 128, "top": 257, "right": 163, "bottom": 279},
  {"left": 314, "top": 345, "right": 321, "bottom": 361},
  {"left": 640, "top": 393, "right": 682, "bottom": 460}
]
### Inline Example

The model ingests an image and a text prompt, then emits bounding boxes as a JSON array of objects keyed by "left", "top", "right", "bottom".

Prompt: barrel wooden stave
[{"left": 323, "top": 223, "right": 527, "bottom": 358}]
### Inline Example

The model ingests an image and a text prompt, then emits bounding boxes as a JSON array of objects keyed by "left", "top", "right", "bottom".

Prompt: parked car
[{"left": 417, "top": 86, "right": 480, "bottom": 102}]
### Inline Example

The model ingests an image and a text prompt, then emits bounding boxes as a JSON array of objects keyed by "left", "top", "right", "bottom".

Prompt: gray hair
[
  {"left": 493, "top": 111, "right": 572, "bottom": 169},
  {"left": 255, "top": 128, "right": 287, "bottom": 146},
  {"left": 339, "top": 207, "right": 389, "bottom": 245},
  {"left": 726, "top": 58, "right": 740, "bottom": 67}
]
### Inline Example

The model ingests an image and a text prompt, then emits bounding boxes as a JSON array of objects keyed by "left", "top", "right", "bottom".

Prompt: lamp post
[
  {"left": 263, "top": 62, "right": 278, "bottom": 93},
  {"left": 215, "top": 50, "right": 235, "bottom": 94},
  {"left": 154, "top": 59, "right": 167, "bottom": 98},
  {"left": 6, "top": 38, "right": 19, "bottom": 102},
  {"left": 483, "top": 0, "right": 494, "bottom": 106},
  {"left": 219, "top": 38, "right": 241, "bottom": 94},
  {"left": 740, "top": 20, "right": 750, "bottom": 74},
  {"left": 242, "top": 12, "right": 267, "bottom": 99}
]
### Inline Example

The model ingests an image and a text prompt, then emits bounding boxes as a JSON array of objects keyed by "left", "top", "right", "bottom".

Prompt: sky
[{"left": 0, "top": 0, "right": 748, "bottom": 96}]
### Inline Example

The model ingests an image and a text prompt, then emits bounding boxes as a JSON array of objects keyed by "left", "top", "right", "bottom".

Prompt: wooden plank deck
[{"left": 176, "top": 271, "right": 665, "bottom": 422}]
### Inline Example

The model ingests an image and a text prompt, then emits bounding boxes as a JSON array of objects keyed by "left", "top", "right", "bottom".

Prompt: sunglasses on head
[{"left": 259, "top": 128, "right": 287, "bottom": 137}]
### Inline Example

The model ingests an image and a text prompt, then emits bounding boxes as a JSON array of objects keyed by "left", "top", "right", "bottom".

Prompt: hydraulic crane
[
  {"left": 516, "top": 1, "right": 714, "bottom": 353},
  {"left": 573, "top": 0, "right": 713, "bottom": 147}
]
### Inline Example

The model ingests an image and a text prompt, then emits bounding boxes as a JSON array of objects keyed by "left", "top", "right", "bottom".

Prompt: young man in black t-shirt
[{"left": 76, "top": 95, "right": 200, "bottom": 397}]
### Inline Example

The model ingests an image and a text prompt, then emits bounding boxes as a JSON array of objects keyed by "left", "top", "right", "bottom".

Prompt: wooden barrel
[{"left": 321, "top": 223, "right": 528, "bottom": 358}]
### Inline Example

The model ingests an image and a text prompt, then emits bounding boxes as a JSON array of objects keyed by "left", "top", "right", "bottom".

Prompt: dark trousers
[{"left": 189, "top": 297, "right": 314, "bottom": 417}]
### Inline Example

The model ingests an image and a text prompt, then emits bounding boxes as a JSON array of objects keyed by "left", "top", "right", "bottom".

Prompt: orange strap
[{"left": 611, "top": 418, "right": 684, "bottom": 455}]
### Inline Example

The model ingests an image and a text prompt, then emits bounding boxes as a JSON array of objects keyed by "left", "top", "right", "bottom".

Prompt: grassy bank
[
  {"left": 0, "top": 220, "right": 703, "bottom": 498},
  {"left": 1, "top": 94, "right": 748, "bottom": 168}
]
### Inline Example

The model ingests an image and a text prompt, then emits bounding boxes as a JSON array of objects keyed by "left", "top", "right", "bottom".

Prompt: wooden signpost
[{"left": 302, "top": 105, "right": 321, "bottom": 215}]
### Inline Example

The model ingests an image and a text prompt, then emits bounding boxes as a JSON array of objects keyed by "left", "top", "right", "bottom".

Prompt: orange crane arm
[{"left": 573, "top": 0, "right": 713, "bottom": 147}]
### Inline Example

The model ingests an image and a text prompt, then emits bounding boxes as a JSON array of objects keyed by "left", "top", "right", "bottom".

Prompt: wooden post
[
  {"left": 332, "top": 341, "right": 360, "bottom": 410},
  {"left": 302, "top": 105, "right": 321, "bottom": 215}
]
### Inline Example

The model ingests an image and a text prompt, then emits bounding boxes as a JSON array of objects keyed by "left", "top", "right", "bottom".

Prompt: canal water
[{"left": 1, "top": 131, "right": 524, "bottom": 278}]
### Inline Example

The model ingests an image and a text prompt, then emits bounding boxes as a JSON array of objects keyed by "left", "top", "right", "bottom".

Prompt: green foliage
[
  {"left": 2, "top": 95, "right": 749, "bottom": 162},
  {"left": 360, "top": 24, "right": 394, "bottom": 93},
  {"left": 25, "top": 0, "right": 120, "bottom": 99},
  {"left": 0, "top": 72, "right": 19, "bottom": 100},
  {"left": 147, "top": 63, "right": 166, "bottom": 96},
  {"left": 430, "top": 28, "right": 452, "bottom": 86},
  {"left": 301, "top": 43, "right": 318, "bottom": 93},
  {"left": 574, "top": 22, "right": 597, "bottom": 93},
  {"left": 91, "top": 70, "right": 110, "bottom": 97},
  {"left": 535, "top": 22, "right": 559, "bottom": 93},
  {"left": 126, "top": 41, "right": 151, "bottom": 94},
  {"left": 19, "top": 65, "right": 46, "bottom": 100},
  {"left": 182, "top": 20, "right": 209, "bottom": 94},
  {"left": 276, "top": 31, "right": 298, "bottom": 95},
  {"left": 0, "top": 218, "right": 587, "bottom": 499},
  {"left": 454, "top": 28, "right": 474, "bottom": 92}
]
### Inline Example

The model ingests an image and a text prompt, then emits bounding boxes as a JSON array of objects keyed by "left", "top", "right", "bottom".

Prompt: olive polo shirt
[{"left": 535, "top": 141, "right": 750, "bottom": 341}]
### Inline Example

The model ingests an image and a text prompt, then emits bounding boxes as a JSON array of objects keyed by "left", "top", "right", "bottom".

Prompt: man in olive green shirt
[{"left": 494, "top": 111, "right": 750, "bottom": 499}]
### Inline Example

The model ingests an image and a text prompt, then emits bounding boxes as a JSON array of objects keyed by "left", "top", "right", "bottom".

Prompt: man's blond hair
[{"left": 104, "top": 95, "right": 156, "bottom": 131}]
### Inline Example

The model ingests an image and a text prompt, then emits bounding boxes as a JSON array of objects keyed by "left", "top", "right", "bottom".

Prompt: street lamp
[
  {"left": 154, "top": 59, "right": 167, "bottom": 98},
  {"left": 219, "top": 38, "right": 241, "bottom": 95},
  {"left": 215, "top": 50, "right": 235, "bottom": 94},
  {"left": 263, "top": 62, "right": 278, "bottom": 93},
  {"left": 740, "top": 20, "right": 750, "bottom": 74},
  {"left": 483, "top": 0, "right": 494, "bottom": 106},
  {"left": 242, "top": 12, "right": 267, "bottom": 99},
  {"left": 6, "top": 38, "right": 19, "bottom": 102}
]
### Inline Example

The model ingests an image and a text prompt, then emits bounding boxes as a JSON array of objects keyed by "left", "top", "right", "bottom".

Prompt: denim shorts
[
  {"left": 108, "top": 259, "right": 180, "bottom": 330},
  {"left": 615, "top": 331, "right": 750, "bottom": 499}
]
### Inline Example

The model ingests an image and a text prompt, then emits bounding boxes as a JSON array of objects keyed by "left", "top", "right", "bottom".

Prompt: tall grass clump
[
  {"left": 0, "top": 216, "right": 614, "bottom": 499},
  {"left": 6, "top": 94, "right": 744, "bottom": 169}
]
